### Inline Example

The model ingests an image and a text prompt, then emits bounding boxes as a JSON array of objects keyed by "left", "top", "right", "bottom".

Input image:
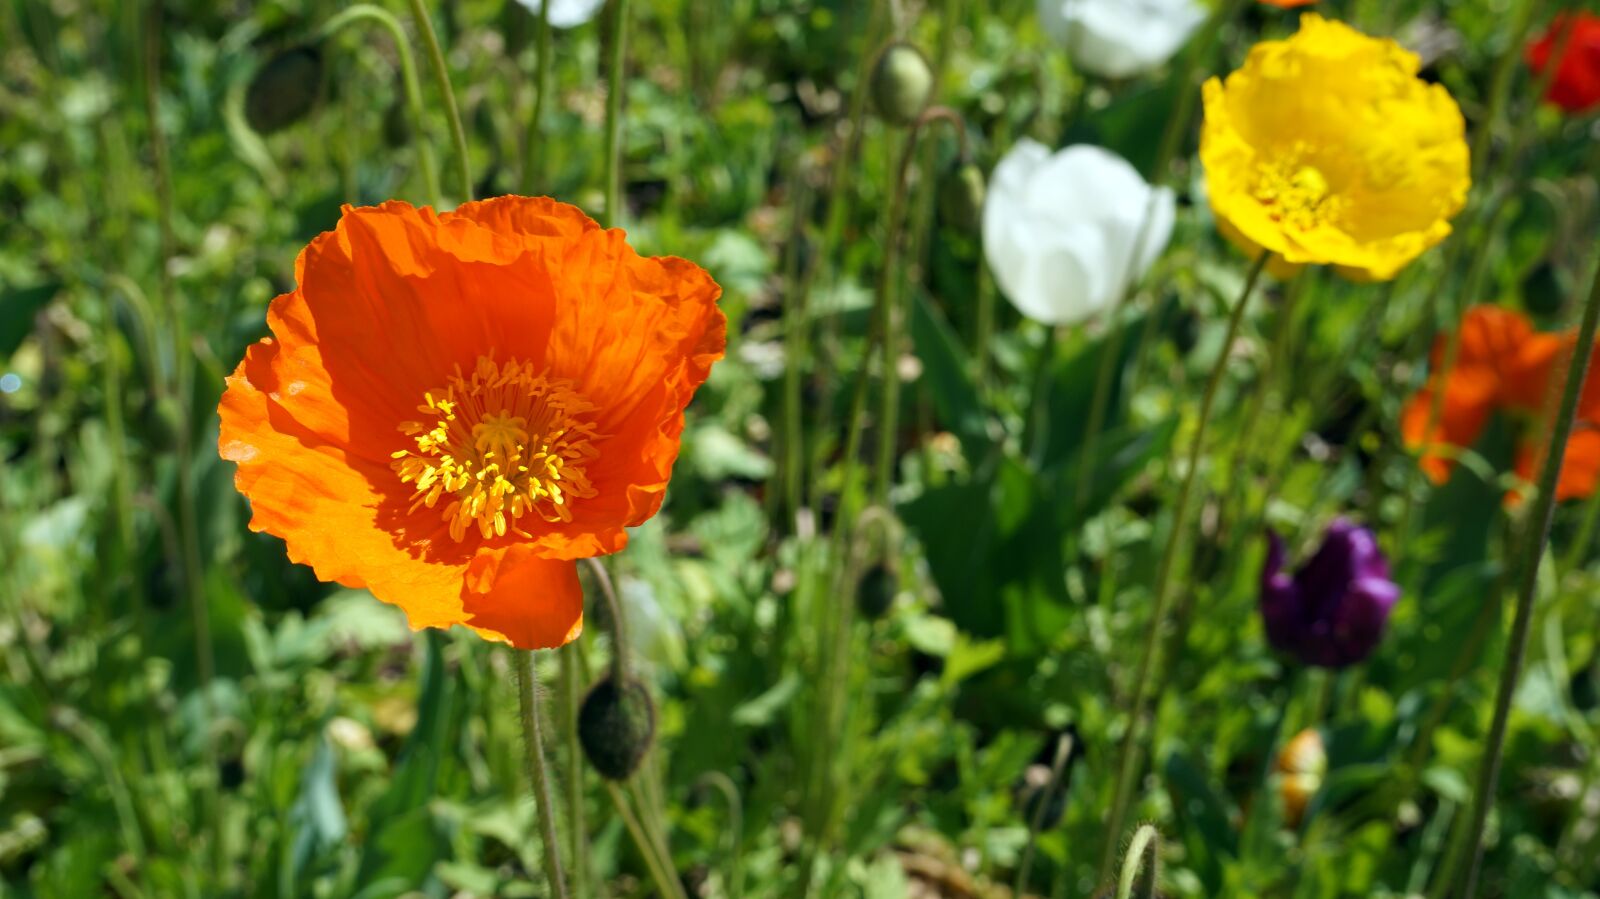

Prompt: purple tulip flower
[{"left": 1260, "top": 519, "right": 1401, "bottom": 668}]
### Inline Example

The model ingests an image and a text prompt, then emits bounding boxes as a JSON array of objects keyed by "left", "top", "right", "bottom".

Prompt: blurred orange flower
[
  {"left": 1259, "top": 0, "right": 1317, "bottom": 7},
  {"left": 219, "top": 197, "right": 725, "bottom": 649},
  {"left": 1401, "top": 305, "right": 1600, "bottom": 502}
]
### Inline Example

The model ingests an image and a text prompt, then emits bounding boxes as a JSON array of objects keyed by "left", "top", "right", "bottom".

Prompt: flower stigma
[{"left": 392, "top": 356, "right": 601, "bottom": 541}]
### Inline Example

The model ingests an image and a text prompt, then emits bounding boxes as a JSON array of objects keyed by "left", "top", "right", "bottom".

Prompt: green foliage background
[{"left": 2, "top": 0, "right": 1599, "bottom": 896}]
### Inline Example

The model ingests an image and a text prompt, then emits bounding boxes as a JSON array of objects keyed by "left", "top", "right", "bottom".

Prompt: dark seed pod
[
  {"left": 1522, "top": 259, "right": 1568, "bottom": 318},
  {"left": 245, "top": 45, "right": 325, "bottom": 134},
  {"left": 578, "top": 676, "right": 656, "bottom": 780},
  {"left": 855, "top": 564, "right": 896, "bottom": 620},
  {"left": 938, "top": 162, "right": 986, "bottom": 234},
  {"left": 870, "top": 42, "right": 934, "bottom": 127}
]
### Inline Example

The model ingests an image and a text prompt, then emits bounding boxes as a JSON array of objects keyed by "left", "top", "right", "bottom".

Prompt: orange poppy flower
[
  {"left": 1402, "top": 305, "right": 1600, "bottom": 502},
  {"left": 219, "top": 197, "right": 725, "bottom": 649}
]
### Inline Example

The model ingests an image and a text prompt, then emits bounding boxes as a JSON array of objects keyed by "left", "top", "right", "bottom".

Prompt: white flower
[
  {"left": 1037, "top": 0, "right": 1207, "bottom": 79},
  {"left": 982, "top": 140, "right": 1175, "bottom": 325},
  {"left": 514, "top": 0, "right": 607, "bottom": 29}
]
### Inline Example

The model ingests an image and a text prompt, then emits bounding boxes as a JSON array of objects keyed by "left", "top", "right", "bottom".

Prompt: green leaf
[
  {"left": 0, "top": 282, "right": 58, "bottom": 359},
  {"left": 910, "top": 290, "right": 992, "bottom": 455},
  {"left": 732, "top": 673, "right": 802, "bottom": 728},
  {"left": 356, "top": 632, "right": 452, "bottom": 887},
  {"left": 287, "top": 728, "right": 347, "bottom": 889}
]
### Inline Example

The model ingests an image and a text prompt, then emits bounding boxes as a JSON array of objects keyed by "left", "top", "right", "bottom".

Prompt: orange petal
[
  {"left": 460, "top": 546, "right": 585, "bottom": 649},
  {"left": 219, "top": 339, "right": 471, "bottom": 631},
  {"left": 1401, "top": 368, "right": 1496, "bottom": 484}
]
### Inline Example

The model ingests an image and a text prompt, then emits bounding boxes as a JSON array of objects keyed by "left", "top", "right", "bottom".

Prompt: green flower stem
[
  {"left": 1561, "top": 479, "right": 1600, "bottom": 574},
  {"left": 874, "top": 106, "right": 968, "bottom": 508},
  {"left": 583, "top": 556, "right": 630, "bottom": 684},
  {"left": 779, "top": 174, "right": 816, "bottom": 527},
  {"left": 695, "top": 772, "right": 745, "bottom": 897},
  {"left": 602, "top": 0, "right": 631, "bottom": 227},
  {"left": 513, "top": 650, "right": 570, "bottom": 899},
  {"left": 519, "top": 0, "right": 552, "bottom": 194},
  {"left": 872, "top": 127, "right": 922, "bottom": 509},
  {"left": 604, "top": 780, "right": 686, "bottom": 899},
  {"left": 583, "top": 557, "right": 681, "bottom": 895},
  {"left": 1397, "top": 0, "right": 1554, "bottom": 563},
  {"left": 1014, "top": 732, "right": 1073, "bottom": 895},
  {"left": 1116, "top": 824, "right": 1162, "bottom": 899},
  {"left": 1100, "top": 0, "right": 1248, "bottom": 422},
  {"left": 318, "top": 4, "right": 442, "bottom": 208},
  {"left": 405, "top": 0, "right": 473, "bottom": 202},
  {"left": 1096, "top": 251, "right": 1269, "bottom": 886},
  {"left": 800, "top": 0, "right": 889, "bottom": 513},
  {"left": 559, "top": 644, "right": 588, "bottom": 898},
  {"left": 52, "top": 708, "right": 147, "bottom": 860},
  {"left": 1456, "top": 254, "right": 1600, "bottom": 898},
  {"left": 143, "top": 5, "right": 219, "bottom": 873}
]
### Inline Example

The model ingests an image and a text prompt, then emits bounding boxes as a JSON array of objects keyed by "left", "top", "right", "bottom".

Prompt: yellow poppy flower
[{"left": 1200, "top": 14, "right": 1470, "bottom": 281}]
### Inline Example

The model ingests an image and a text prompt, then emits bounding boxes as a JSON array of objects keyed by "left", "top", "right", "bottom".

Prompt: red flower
[
  {"left": 1526, "top": 13, "right": 1600, "bottom": 114},
  {"left": 1403, "top": 305, "right": 1600, "bottom": 504}
]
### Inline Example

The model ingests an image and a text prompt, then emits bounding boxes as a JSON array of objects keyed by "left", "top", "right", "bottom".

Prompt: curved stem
[
  {"left": 582, "top": 556, "right": 629, "bottom": 684},
  {"left": 1116, "top": 824, "right": 1161, "bottom": 899},
  {"left": 319, "top": 4, "right": 442, "bottom": 208},
  {"left": 405, "top": 0, "right": 473, "bottom": 202},
  {"left": 520, "top": 0, "right": 552, "bottom": 194},
  {"left": 695, "top": 772, "right": 745, "bottom": 898},
  {"left": 1096, "top": 251, "right": 1269, "bottom": 884},
  {"left": 513, "top": 650, "right": 570, "bottom": 899},
  {"left": 602, "top": 0, "right": 631, "bottom": 226},
  {"left": 604, "top": 780, "right": 686, "bottom": 899},
  {"left": 873, "top": 105, "right": 967, "bottom": 509},
  {"left": 1456, "top": 253, "right": 1600, "bottom": 897}
]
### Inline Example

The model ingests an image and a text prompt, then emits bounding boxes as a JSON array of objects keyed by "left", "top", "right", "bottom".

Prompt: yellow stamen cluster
[
  {"left": 1251, "top": 148, "right": 1343, "bottom": 234},
  {"left": 391, "top": 356, "right": 601, "bottom": 542}
]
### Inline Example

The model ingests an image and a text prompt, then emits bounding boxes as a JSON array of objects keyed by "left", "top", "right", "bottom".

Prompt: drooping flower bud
[
  {"left": 578, "top": 676, "right": 656, "bottom": 780},
  {"left": 244, "top": 45, "right": 325, "bottom": 134},
  {"left": 855, "top": 564, "right": 896, "bottom": 620},
  {"left": 1275, "top": 728, "right": 1326, "bottom": 828},
  {"left": 1522, "top": 259, "right": 1569, "bottom": 318},
  {"left": 1260, "top": 520, "right": 1399, "bottom": 668},
  {"left": 870, "top": 42, "right": 934, "bottom": 127},
  {"left": 938, "top": 162, "right": 986, "bottom": 235}
]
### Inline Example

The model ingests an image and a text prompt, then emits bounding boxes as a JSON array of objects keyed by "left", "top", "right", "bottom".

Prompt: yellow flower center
[
  {"left": 1251, "top": 149, "right": 1344, "bottom": 233},
  {"left": 391, "top": 356, "right": 601, "bottom": 542}
]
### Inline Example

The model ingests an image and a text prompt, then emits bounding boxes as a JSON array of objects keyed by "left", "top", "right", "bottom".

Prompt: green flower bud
[
  {"left": 578, "top": 676, "right": 655, "bottom": 780},
  {"left": 855, "top": 564, "right": 896, "bottom": 620},
  {"left": 938, "top": 162, "right": 986, "bottom": 234},
  {"left": 870, "top": 42, "right": 934, "bottom": 127},
  {"left": 245, "top": 45, "right": 324, "bottom": 135}
]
